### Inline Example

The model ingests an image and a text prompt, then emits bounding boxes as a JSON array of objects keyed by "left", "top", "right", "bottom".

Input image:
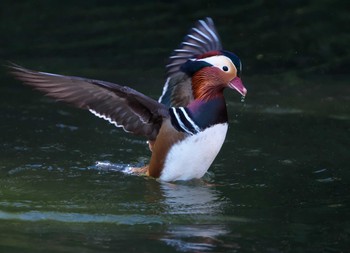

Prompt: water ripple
[
  {"left": 0, "top": 210, "right": 249, "bottom": 226},
  {"left": 0, "top": 210, "right": 163, "bottom": 225}
]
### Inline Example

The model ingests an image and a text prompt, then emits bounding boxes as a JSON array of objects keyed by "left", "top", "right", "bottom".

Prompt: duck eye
[{"left": 222, "top": 66, "right": 229, "bottom": 72}]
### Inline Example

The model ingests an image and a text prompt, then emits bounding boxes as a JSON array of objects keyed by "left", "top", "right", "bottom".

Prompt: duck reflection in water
[{"left": 159, "top": 182, "right": 233, "bottom": 252}]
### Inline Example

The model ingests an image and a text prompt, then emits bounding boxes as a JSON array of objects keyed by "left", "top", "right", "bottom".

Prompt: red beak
[{"left": 228, "top": 77, "right": 247, "bottom": 96}]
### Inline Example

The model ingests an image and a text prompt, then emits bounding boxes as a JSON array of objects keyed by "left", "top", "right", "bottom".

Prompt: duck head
[{"left": 181, "top": 50, "right": 247, "bottom": 100}]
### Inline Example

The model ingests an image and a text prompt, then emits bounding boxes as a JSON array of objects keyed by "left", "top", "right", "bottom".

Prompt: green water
[{"left": 1, "top": 1, "right": 349, "bottom": 252}]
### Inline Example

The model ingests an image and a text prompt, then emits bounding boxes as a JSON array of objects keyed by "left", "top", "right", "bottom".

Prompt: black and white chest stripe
[{"left": 169, "top": 107, "right": 201, "bottom": 135}]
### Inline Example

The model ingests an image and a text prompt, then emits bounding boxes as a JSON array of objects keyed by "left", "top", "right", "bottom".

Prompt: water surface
[{"left": 1, "top": 73, "right": 349, "bottom": 252}]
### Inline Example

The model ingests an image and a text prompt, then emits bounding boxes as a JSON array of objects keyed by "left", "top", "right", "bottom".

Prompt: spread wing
[
  {"left": 159, "top": 17, "right": 223, "bottom": 107},
  {"left": 9, "top": 64, "right": 169, "bottom": 140}
]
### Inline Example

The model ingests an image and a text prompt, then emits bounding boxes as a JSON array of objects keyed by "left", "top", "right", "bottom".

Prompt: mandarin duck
[{"left": 9, "top": 17, "right": 247, "bottom": 182}]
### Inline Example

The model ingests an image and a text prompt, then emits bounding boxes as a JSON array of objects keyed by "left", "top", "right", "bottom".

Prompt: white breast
[{"left": 159, "top": 123, "right": 228, "bottom": 181}]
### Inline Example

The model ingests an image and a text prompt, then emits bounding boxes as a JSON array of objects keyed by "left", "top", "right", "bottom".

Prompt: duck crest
[{"left": 196, "top": 50, "right": 221, "bottom": 59}]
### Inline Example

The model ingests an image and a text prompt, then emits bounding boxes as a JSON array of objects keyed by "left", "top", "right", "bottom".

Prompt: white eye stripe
[{"left": 197, "top": 55, "right": 236, "bottom": 73}]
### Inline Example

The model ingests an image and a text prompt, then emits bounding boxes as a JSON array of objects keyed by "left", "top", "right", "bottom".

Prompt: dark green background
[
  {"left": 1, "top": 1, "right": 349, "bottom": 253},
  {"left": 1, "top": 0, "right": 349, "bottom": 75}
]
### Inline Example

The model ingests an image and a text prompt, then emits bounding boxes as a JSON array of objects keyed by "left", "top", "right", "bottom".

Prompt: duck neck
[{"left": 187, "top": 95, "right": 228, "bottom": 129}]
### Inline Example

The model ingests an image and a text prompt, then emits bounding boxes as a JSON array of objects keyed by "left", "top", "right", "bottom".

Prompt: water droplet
[{"left": 240, "top": 96, "right": 245, "bottom": 103}]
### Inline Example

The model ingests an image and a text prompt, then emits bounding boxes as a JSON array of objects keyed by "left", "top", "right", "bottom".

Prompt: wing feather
[
  {"left": 160, "top": 17, "right": 222, "bottom": 107},
  {"left": 165, "top": 17, "right": 222, "bottom": 78},
  {"left": 9, "top": 64, "right": 168, "bottom": 140}
]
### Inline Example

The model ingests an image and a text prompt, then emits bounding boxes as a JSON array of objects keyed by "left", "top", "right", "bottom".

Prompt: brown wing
[
  {"left": 9, "top": 64, "right": 169, "bottom": 140},
  {"left": 159, "top": 17, "right": 222, "bottom": 107}
]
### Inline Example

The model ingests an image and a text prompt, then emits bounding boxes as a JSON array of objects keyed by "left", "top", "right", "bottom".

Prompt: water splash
[
  {"left": 93, "top": 161, "right": 147, "bottom": 176},
  {"left": 93, "top": 161, "right": 129, "bottom": 173}
]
